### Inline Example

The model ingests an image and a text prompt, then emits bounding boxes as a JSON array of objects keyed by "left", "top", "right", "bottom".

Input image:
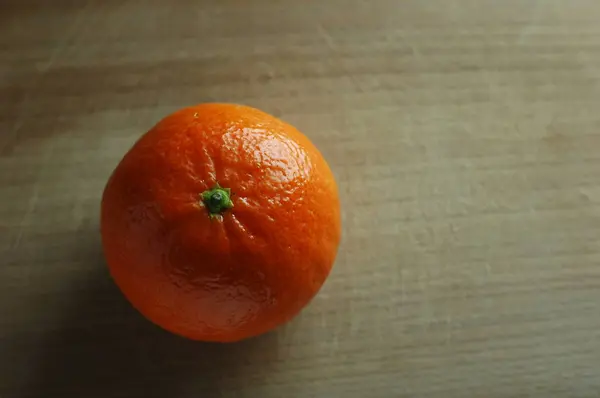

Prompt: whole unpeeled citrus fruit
[{"left": 101, "top": 103, "right": 341, "bottom": 342}]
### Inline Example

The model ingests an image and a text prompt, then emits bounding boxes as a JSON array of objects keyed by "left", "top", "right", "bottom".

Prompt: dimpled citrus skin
[{"left": 101, "top": 103, "right": 341, "bottom": 342}]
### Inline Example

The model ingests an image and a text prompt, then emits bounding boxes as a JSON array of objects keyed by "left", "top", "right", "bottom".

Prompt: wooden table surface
[{"left": 2, "top": 1, "right": 600, "bottom": 397}]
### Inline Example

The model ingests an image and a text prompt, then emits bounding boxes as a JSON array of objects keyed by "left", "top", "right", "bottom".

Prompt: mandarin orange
[{"left": 101, "top": 103, "right": 341, "bottom": 342}]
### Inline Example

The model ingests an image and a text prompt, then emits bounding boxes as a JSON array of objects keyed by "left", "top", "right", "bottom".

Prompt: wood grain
[{"left": 2, "top": 1, "right": 600, "bottom": 397}]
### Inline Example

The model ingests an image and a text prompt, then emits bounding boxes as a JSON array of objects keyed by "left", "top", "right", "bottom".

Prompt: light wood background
[{"left": 2, "top": 1, "right": 600, "bottom": 397}]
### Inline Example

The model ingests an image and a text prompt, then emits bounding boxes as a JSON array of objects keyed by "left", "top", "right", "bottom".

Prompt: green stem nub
[{"left": 201, "top": 184, "right": 234, "bottom": 219}]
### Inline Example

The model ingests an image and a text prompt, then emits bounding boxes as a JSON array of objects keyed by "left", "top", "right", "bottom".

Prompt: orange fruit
[{"left": 101, "top": 104, "right": 341, "bottom": 342}]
